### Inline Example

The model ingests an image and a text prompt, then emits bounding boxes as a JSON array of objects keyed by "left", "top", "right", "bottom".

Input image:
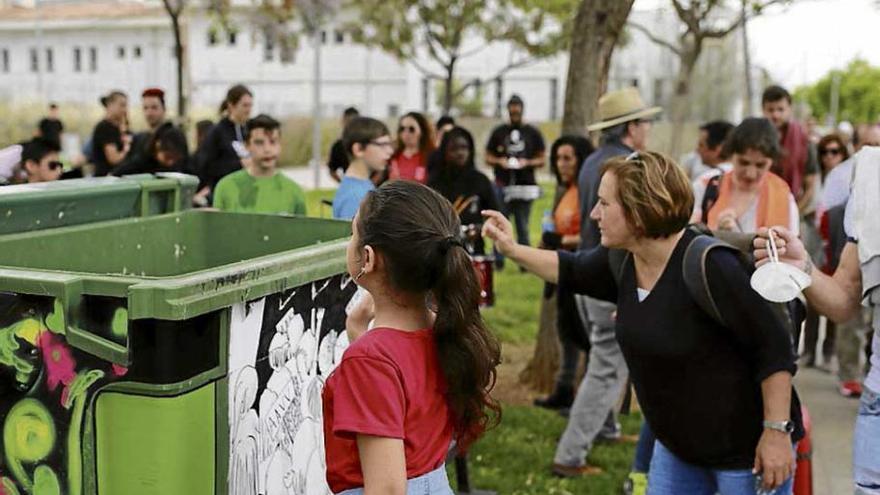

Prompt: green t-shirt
[{"left": 213, "top": 169, "right": 307, "bottom": 216}]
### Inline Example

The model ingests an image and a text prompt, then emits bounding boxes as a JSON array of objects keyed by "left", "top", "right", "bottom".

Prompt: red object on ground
[{"left": 794, "top": 405, "right": 813, "bottom": 495}]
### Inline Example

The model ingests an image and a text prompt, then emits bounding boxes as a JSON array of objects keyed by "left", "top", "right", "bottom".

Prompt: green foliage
[
  {"left": 346, "top": 0, "right": 574, "bottom": 111},
  {"left": 794, "top": 59, "right": 880, "bottom": 124},
  {"left": 434, "top": 80, "right": 486, "bottom": 117}
]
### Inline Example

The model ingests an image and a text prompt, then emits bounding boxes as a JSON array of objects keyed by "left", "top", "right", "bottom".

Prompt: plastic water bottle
[{"left": 541, "top": 210, "right": 555, "bottom": 233}]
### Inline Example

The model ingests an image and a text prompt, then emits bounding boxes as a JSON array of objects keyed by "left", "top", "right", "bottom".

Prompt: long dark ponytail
[{"left": 356, "top": 181, "right": 501, "bottom": 451}]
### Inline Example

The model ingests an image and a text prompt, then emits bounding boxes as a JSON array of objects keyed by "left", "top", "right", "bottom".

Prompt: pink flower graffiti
[{"left": 37, "top": 331, "right": 77, "bottom": 404}]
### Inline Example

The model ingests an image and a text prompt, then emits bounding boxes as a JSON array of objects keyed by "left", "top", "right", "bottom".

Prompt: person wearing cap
[{"left": 485, "top": 94, "right": 546, "bottom": 270}]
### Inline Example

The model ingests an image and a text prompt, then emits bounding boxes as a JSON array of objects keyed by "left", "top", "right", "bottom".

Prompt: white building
[{"left": 0, "top": 0, "right": 745, "bottom": 123}]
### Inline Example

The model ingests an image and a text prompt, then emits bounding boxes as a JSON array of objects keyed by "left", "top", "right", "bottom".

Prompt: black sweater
[
  {"left": 558, "top": 229, "right": 803, "bottom": 469},
  {"left": 196, "top": 117, "right": 245, "bottom": 190}
]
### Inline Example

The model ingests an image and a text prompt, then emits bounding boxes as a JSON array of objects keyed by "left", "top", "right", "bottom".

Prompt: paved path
[{"left": 795, "top": 366, "right": 860, "bottom": 494}]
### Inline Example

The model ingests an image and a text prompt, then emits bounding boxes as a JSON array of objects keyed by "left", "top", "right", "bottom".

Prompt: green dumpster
[
  {"left": 0, "top": 210, "right": 358, "bottom": 495},
  {"left": 0, "top": 173, "right": 197, "bottom": 235}
]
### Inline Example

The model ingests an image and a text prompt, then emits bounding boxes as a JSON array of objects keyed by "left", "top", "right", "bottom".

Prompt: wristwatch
[{"left": 763, "top": 420, "right": 795, "bottom": 434}]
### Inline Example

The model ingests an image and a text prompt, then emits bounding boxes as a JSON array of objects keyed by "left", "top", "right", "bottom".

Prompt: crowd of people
[{"left": 1, "top": 79, "right": 878, "bottom": 495}]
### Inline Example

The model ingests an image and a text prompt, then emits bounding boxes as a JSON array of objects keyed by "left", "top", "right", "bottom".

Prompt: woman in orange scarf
[{"left": 692, "top": 118, "right": 799, "bottom": 235}]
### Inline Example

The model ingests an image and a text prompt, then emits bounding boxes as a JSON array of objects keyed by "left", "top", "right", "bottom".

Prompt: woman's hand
[
  {"left": 753, "top": 430, "right": 796, "bottom": 491},
  {"left": 753, "top": 227, "right": 810, "bottom": 271},
  {"left": 716, "top": 208, "right": 739, "bottom": 231},
  {"left": 481, "top": 210, "right": 517, "bottom": 257},
  {"left": 346, "top": 291, "right": 375, "bottom": 342}
]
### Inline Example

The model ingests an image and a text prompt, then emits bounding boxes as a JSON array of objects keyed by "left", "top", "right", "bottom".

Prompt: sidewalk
[{"left": 794, "top": 367, "right": 859, "bottom": 494}]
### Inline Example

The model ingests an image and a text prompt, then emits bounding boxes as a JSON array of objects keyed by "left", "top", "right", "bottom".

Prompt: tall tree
[
  {"left": 347, "top": 0, "right": 572, "bottom": 114},
  {"left": 794, "top": 59, "right": 880, "bottom": 124},
  {"left": 561, "top": 0, "right": 636, "bottom": 136},
  {"left": 629, "top": 0, "right": 789, "bottom": 156},
  {"left": 162, "top": 0, "right": 188, "bottom": 120}
]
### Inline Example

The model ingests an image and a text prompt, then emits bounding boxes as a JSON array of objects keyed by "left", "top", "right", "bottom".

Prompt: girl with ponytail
[{"left": 322, "top": 180, "right": 501, "bottom": 494}]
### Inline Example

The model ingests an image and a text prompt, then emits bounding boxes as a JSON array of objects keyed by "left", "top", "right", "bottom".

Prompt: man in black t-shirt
[
  {"left": 327, "top": 107, "right": 359, "bottom": 182},
  {"left": 485, "top": 94, "right": 546, "bottom": 268}
]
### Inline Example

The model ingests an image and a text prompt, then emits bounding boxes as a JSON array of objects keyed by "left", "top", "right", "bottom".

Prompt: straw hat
[{"left": 587, "top": 88, "right": 662, "bottom": 132}]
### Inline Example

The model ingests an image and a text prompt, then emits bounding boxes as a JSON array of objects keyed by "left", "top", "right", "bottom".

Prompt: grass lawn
[{"left": 306, "top": 185, "right": 642, "bottom": 494}]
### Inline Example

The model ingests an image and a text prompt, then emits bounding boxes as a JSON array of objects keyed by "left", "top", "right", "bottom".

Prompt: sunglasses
[
  {"left": 398, "top": 125, "right": 418, "bottom": 134},
  {"left": 48, "top": 161, "right": 63, "bottom": 170},
  {"left": 819, "top": 148, "right": 841, "bottom": 157}
]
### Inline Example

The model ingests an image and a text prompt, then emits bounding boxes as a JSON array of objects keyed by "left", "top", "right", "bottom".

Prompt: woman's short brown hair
[{"left": 600, "top": 151, "right": 693, "bottom": 239}]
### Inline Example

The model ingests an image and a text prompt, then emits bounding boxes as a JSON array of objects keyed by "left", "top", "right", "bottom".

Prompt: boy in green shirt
[{"left": 213, "top": 114, "right": 307, "bottom": 215}]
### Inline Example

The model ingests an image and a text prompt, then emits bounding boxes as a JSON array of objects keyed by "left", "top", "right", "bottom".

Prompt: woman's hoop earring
[{"left": 354, "top": 266, "right": 366, "bottom": 282}]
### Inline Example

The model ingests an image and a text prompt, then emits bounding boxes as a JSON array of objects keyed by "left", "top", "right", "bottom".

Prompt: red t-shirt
[
  {"left": 390, "top": 151, "right": 428, "bottom": 183},
  {"left": 322, "top": 328, "right": 452, "bottom": 493}
]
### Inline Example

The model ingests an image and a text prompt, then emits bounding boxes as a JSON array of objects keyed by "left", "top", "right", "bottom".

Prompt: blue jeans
[
  {"left": 336, "top": 465, "right": 453, "bottom": 495},
  {"left": 647, "top": 441, "right": 794, "bottom": 495},
  {"left": 633, "top": 421, "right": 656, "bottom": 473},
  {"left": 855, "top": 385, "right": 880, "bottom": 494}
]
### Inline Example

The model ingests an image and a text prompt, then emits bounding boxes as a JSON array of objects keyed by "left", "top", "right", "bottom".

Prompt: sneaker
[
  {"left": 551, "top": 463, "right": 603, "bottom": 478},
  {"left": 622, "top": 471, "right": 648, "bottom": 495},
  {"left": 839, "top": 380, "right": 863, "bottom": 398}
]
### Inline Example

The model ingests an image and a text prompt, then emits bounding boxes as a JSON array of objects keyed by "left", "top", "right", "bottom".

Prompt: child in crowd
[
  {"left": 322, "top": 181, "right": 501, "bottom": 494},
  {"left": 332, "top": 117, "right": 393, "bottom": 220},
  {"left": 22, "top": 137, "right": 63, "bottom": 184},
  {"left": 212, "top": 114, "right": 306, "bottom": 215}
]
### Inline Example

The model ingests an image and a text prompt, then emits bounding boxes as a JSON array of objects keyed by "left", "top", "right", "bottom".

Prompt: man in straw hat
[{"left": 552, "top": 87, "right": 660, "bottom": 481}]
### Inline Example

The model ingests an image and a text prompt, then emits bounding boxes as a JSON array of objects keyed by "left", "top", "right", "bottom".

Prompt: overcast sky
[{"left": 632, "top": 0, "right": 880, "bottom": 89}]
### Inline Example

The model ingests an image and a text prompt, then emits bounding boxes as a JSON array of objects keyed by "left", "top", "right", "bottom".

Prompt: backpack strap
[
  {"left": 700, "top": 174, "right": 722, "bottom": 225},
  {"left": 682, "top": 234, "right": 739, "bottom": 327}
]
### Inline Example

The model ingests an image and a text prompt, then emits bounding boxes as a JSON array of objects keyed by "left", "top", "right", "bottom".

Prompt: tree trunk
[
  {"left": 518, "top": 290, "right": 560, "bottom": 393},
  {"left": 442, "top": 61, "right": 456, "bottom": 115},
  {"left": 171, "top": 14, "right": 187, "bottom": 120},
  {"left": 668, "top": 43, "right": 701, "bottom": 159},
  {"left": 561, "top": 0, "right": 635, "bottom": 136}
]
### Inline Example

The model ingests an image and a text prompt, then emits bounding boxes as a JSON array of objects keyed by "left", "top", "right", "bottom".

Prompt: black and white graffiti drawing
[{"left": 228, "top": 274, "right": 359, "bottom": 495}]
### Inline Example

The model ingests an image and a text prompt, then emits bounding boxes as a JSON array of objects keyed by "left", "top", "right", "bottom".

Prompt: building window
[
  {"left": 73, "top": 47, "right": 82, "bottom": 72},
  {"left": 207, "top": 30, "right": 218, "bottom": 46},
  {"left": 29, "top": 47, "right": 38, "bottom": 72},
  {"left": 228, "top": 31, "right": 237, "bottom": 46},
  {"left": 133, "top": 46, "right": 142, "bottom": 58},
  {"left": 2, "top": 49, "right": 9, "bottom": 73},
  {"left": 45, "top": 48, "right": 53, "bottom": 72},
  {"left": 653, "top": 78, "right": 664, "bottom": 106},
  {"left": 279, "top": 39, "right": 294, "bottom": 63},
  {"left": 334, "top": 30, "right": 345, "bottom": 44},
  {"left": 263, "top": 29, "right": 275, "bottom": 62},
  {"left": 117, "top": 46, "right": 126, "bottom": 59},
  {"left": 387, "top": 104, "right": 400, "bottom": 118},
  {"left": 89, "top": 47, "right": 98, "bottom": 72}
]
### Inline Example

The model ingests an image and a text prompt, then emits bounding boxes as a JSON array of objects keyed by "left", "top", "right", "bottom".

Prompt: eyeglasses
[
  {"left": 368, "top": 140, "right": 394, "bottom": 149},
  {"left": 819, "top": 148, "right": 841, "bottom": 157},
  {"left": 398, "top": 125, "right": 418, "bottom": 134},
  {"left": 48, "top": 161, "right": 63, "bottom": 170}
]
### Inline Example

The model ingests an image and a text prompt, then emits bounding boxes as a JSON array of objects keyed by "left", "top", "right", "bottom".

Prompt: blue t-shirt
[{"left": 333, "top": 176, "right": 375, "bottom": 220}]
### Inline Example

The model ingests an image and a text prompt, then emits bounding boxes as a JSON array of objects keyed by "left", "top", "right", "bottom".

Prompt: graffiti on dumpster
[
  {"left": 228, "top": 274, "right": 358, "bottom": 495},
  {"left": 0, "top": 293, "right": 125, "bottom": 495}
]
